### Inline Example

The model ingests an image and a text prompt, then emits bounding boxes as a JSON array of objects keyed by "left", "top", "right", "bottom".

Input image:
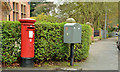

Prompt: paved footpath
[{"left": 76, "top": 37, "right": 118, "bottom": 70}]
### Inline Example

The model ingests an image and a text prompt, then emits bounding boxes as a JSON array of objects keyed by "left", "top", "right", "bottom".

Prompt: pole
[
  {"left": 70, "top": 43, "right": 74, "bottom": 66},
  {"left": 105, "top": 11, "right": 107, "bottom": 39},
  {"left": 107, "top": 15, "right": 109, "bottom": 33}
]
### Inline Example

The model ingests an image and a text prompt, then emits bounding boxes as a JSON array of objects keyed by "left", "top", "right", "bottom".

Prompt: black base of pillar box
[{"left": 20, "top": 57, "right": 34, "bottom": 67}]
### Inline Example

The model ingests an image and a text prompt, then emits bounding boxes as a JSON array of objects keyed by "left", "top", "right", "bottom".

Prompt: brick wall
[
  {"left": 18, "top": 2, "right": 21, "bottom": 19},
  {"left": 0, "top": 1, "right": 2, "bottom": 21},
  {"left": 25, "top": 2, "right": 30, "bottom": 18},
  {"left": 91, "top": 28, "right": 94, "bottom": 41},
  {"left": 10, "top": 1, "right": 13, "bottom": 21}
]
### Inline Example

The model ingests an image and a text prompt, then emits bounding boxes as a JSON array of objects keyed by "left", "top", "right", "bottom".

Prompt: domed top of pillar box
[{"left": 19, "top": 18, "right": 36, "bottom": 23}]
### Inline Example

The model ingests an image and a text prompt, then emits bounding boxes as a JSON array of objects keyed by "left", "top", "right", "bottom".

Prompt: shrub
[
  {"left": 34, "top": 22, "right": 92, "bottom": 61},
  {"left": 2, "top": 21, "right": 21, "bottom": 66},
  {"left": 74, "top": 24, "right": 92, "bottom": 60},
  {"left": 2, "top": 21, "right": 92, "bottom": 66},
  {"left": 34, "top": 22, "right": 69, "bottom": 61},
  {"left": 31, "top": 13, "right": 59, "bottom": 23}
]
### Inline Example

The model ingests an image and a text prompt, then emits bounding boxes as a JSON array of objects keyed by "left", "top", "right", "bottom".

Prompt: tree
[
  {"left": 30, "top": 2, "right": 43, "bottom": 17},
  {"left": 30, "top": 2, "right": 56, "bottom": 17},
  {"left": 53, "top": 2, "right": 118, "bottom": 30},
  {"left": 31, "top": 13, "right": 59, "bottom": 23}
]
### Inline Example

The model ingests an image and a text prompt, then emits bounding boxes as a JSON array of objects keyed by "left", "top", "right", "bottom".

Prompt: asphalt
[
  {"left": 118, "top": 49, "right": 120, "bottom": 71},
  {"left": 76, "top": 37, "right": 118, "bottom": 70}
]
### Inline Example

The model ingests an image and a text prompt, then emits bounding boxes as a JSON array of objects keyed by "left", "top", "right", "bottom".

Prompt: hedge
[
  {"left": 2, "top": 21, "right": 21, "bottom": 66},
  {"left": 2, "top": 21, "right": 92, "bottom": 66}
]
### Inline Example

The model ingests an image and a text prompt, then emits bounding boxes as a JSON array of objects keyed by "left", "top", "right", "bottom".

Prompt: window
[
  {"left": 13, "top": 2, "right": 15, "bottom": 10},
  {"left": 13, "top": 2, "right": 19, "bottom": 21},
  {"left": 13, "top": 12, "right": 15, "bottom": 21},
  {"left": 16, "top": 13, "right": 18, "bottom": 21},
  {"left": 21, "top": 4, "right": 26, "bottom": 19},
  {"left": 16, "top": 3, "right": 18, "bottom": 11},
  {"left": 9, "top": 15, "right": 10, "bottom": 21},
  {"left": 21, "top": 5, "right": 23, "bottom": 12},
  {"left": 24, "top": 6, "right": 26, "bottom": 13},
  {"left": 24, "top": 14, "right": 26, "bottom": 18}
]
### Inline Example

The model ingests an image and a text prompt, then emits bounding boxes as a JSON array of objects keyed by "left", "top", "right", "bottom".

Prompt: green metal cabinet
[{"left": 64, "top": 23, "right": 82, "bottom": 43}]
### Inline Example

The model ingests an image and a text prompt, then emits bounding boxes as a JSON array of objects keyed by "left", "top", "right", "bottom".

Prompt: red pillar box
[{"left": 19, "top": 18, "right": 36, "bottom": 67}]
